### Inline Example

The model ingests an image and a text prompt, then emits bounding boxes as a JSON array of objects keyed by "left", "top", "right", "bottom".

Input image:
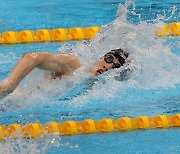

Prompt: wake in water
[
  {"left": 0, "top": 1, "right": 180, "bottom": 153},
  {"left": 57, "top": 1, "right": 180, "bottom": 105},
  {"left": 0, "top": 0, "right": 180, "bottom": 111}
]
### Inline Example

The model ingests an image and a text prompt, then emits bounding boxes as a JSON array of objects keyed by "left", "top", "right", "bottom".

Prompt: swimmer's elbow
[{"left": 22, "top": 52, "right": 43, "bottom": 65}]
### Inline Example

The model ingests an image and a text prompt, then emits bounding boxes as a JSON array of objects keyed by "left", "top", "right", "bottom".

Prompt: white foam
[{"left": 0, "top": 1, "right": 180, "bottom": 153}]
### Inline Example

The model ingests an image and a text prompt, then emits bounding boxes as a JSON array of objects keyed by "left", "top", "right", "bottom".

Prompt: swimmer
[{"left": 0, "top": 48, "right": 128, "bottom": 96}]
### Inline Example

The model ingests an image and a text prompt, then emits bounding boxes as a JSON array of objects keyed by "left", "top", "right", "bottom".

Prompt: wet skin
[
  {"left": 0, "top": 52, "right": 120, "bottom": 96},
  {"left": 90, "top": 54, "right": 121, "bottom": 76}
]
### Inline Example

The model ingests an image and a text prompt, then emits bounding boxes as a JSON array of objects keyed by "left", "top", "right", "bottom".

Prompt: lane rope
[
  {"left": 0, "top": 26, "right": 101, "bottom": 45},
  {"left": 0, "top": 114, "right": 179, "bottom": 140},
  {"left": 0, "top": 22, "right": 179, "bottom": 45},
  {"left": 155, "top": 22, "right": 180, "bottom": 37}
]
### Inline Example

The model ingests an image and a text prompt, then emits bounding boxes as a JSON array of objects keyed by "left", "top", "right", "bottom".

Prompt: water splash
[
  {"left": 0, "top": 133, "right": 78, "bottom": 154},
  {"left": 62, "top": 4, "right": 180, "bottom": 89},
  {"left": 54, "top": 1, "right": 180, "bottom": 106},
  {"left": 0, "top": 1, "right": 180, "bottom": 153}
]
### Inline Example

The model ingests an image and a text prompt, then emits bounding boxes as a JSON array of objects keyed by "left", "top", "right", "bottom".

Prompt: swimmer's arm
[
  {"left": 0, "top": 52, "right": 67, "bottom": 95},
  {"left": 8, "top": 52, "right": 61, "bottom": 84}
]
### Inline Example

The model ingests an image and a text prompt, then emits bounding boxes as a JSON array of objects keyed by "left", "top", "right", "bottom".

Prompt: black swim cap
[{"left": 109, "top": 48, "right": 129, "bottom": 65}]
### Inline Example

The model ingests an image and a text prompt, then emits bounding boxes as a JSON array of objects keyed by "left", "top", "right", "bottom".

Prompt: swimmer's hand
[{"left": 0, "top": 81, "right": 14, "bottom": 98}]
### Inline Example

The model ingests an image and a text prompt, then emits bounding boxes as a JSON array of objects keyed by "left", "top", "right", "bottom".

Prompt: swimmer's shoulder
[
  {"left": 56, "top": 52, "right": 82, "bottom": 69},
  {"left": 56, "top": 52, "right": 79, "bottom": 59}
]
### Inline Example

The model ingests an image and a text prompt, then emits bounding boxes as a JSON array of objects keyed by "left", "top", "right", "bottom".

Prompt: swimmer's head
[{"left": 90, "top": 48, "right": 129, "bottom": 76}]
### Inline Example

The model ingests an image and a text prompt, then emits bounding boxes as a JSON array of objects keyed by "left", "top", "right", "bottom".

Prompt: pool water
[{"left": 0, "top": 0, "right": 180, "bottom": 153}]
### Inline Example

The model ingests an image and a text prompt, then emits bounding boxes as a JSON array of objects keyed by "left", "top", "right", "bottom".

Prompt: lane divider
[
  {"left": 155, "top": 22, "right": 180, "bottom": 37},
  {"left": 0, "top": 26, "right": 101, "bottom": 45},
  {"left": 0, "top": 22, "right": 179, "bottom": 45},
  {"left": 0, "top": 114, "right": 179, "bottom": 141}
]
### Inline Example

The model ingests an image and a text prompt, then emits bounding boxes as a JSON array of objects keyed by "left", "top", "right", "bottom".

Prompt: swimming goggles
[{"left": 104, "top": 54, "right": 121, "bottom": 68}]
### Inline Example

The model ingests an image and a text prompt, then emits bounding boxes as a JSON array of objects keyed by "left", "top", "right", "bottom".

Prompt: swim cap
[{"left": 109, "top": 48, "right": 129, "bottom": 65}]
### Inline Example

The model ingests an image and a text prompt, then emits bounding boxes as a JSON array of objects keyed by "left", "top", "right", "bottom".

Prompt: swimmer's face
[{"left": 90, "top": 54, "right": 121, "bottom": 76}]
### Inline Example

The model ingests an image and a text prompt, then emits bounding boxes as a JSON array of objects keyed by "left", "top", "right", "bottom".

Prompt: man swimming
[{"left": 0, "top": 48, "right": 128, "bottom": 96}]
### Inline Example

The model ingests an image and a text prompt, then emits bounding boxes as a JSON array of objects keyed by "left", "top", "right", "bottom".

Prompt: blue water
[{"left": 0, "top": 0, "right": 180, "bottom": 153}]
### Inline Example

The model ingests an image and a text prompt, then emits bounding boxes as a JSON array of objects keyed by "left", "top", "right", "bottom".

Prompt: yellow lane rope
[
  {"left": 0, "top": 114, "right": 179, "bottom": 140},
  {"left": 155, "top": 22, "right": 180, "bottom": 37},
  {"left": 0, "top": 26, "right": 101, "bottom": 45},
  {"left": 0, "top": 22, "right": 179, "bottom": 45}
]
